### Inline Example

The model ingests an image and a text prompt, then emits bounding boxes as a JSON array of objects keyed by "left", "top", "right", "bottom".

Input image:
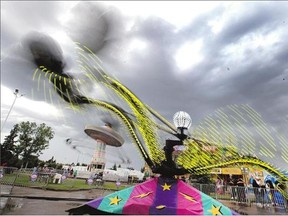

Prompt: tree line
[{"left": 1, "top": 121, "right": 55, "bottom": 168}]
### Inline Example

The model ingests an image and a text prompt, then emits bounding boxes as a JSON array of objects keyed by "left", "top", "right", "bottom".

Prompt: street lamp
[
  {"left": 173, "top": 111, "right": 192, "bottom": 141},
  {"left": 165, "top": 111, "right": 192, "bottom": 165},
  {"left": 153, "top": 111, "right": 192, "bottom": 177},
  {"left": 1, "top": 89, "right": 24, "bottom": 131}
]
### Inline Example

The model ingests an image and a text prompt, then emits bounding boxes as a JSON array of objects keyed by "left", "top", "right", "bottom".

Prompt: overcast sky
[{"left": 1, "top": 1, "right": 287, "bottom": 171}]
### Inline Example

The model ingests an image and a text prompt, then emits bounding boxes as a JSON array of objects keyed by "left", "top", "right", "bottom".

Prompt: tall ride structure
[{"left": 84, "top": 123, "right": 124, "bottom": 173}]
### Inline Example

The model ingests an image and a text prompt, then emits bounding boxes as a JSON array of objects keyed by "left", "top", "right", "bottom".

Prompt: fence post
[{"left": 10, "top": 167, "right": 19, "bottom": 192}]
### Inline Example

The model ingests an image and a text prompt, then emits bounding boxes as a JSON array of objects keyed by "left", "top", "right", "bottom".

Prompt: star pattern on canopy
[
  {"left": 208, "top": 204, "right": 223, "bottom": 216},
  {"left": 109, "top": 196, "right": 122, "bottom": 205},
  {"left": 161, "top": 183, "right": 172, "bottom": 191}
]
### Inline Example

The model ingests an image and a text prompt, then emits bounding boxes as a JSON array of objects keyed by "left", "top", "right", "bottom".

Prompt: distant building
[{"left": 210, "top": 166, "right": 264, "bottom": 185}]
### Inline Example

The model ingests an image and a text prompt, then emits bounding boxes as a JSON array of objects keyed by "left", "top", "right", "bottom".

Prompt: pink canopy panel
[{"left": 67, "top": 176, "right": 239, "bottom": 215}]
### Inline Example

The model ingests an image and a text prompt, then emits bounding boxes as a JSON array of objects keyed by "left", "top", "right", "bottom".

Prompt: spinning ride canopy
[
  {"left": 84, "top": 124, "right": 124, "bottom": 147},
  {"left": 67, "top": 176, "right": 239, "bottom": 215}
]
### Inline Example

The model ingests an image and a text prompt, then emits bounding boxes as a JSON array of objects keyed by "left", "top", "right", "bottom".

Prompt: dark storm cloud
[
  {"left": 1, "top": 21, "right": 20, "bottom": 51},
  {"left": 101, "top": 2, "right": 288, "bottom": 163},
  {"left": 1, "top": 1, "right": 66, "bottom": 48},
  {"left": 1, "top": 1, "right": 74, "bottom": 101},
  {"left": 217, "top": 3, "right": 281, "bottom": 44},
  {"left": 63, "top": 1, "right": 125, "bottom": 54},
  {"left": 105, "top": 13, "right": 221, "bottom": 122},
  {"left": 168, "top": 2, "right": 288, "bottom": 123}
]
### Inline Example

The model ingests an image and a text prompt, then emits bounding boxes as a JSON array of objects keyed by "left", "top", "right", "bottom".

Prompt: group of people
[
  {"left": 63, "top": 167, "right": 78, "bottom": 178},
  {"left": 223, "top": 175, "right": 286, "bottom": 207},
  {"left": 250, "top": 176, "right": 286, "bottom": 207},
  {"left": 214, "top": 174, "right": 287, "bottom": 208},
  {"left": 225, "top": 177, "right": 247, "bottom": 203}
]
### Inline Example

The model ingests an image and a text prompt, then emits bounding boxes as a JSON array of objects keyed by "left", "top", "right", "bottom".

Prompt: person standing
[
  {"left": 236, "top": 178, "right": 246, "bottom": 203},
  {"left": 216, "top": 178, "right": 222, "bottom": 195},
  {"left": 264, "top": 180, "right": 275, "bottom": 206},
  {"left": 228, "top": 175, "right": 237, "bottom": 200},
  {"left": 73, "top": 169, "right": 78, "bottom": 178},
  {"left": 253, "top": 177, "right": 262, "bottom": 207}
]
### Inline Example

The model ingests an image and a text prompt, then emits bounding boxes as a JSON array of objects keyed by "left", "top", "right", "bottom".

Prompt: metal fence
[
  {"left": 1, "top": 167, "right": 287, "bottom": 212},
  {"left": 0, "top": 167, "right": 53, "bottom": 189},
  {"left": 0, "top": 166, "right": 121, "bottom": 191},
  {"left": 190, "top": 182, "right": 287, "bottom": 211}
]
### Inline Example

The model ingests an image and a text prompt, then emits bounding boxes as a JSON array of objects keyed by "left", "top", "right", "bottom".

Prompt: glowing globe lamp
[{"left": 173, "top": 111, "right": 192, "bottom": 141}]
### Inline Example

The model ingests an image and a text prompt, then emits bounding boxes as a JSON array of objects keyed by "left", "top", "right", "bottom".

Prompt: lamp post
[
  {"left": 173, "top": 111, "right": 192, "bottom": 141},
  {"left": 164, "top": 111, "right": 192, "bottom": 166},
  {"left": 1, "top": 89, "right": 24, "bottom": 131},
  {"left": 153, "top": 111, "right": 192, "bottom": 177}
]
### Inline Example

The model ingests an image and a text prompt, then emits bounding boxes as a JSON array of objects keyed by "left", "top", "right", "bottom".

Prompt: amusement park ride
[
  {"left": 84, "top": 123, "right": 124, "bottom": 171},
  {"left": 21, "top": 31, "right": 287, "bottom": 215}
]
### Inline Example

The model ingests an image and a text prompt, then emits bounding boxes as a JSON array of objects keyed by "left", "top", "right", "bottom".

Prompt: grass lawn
[
  {"left": 0, "top": 172, "right": 127, "bottom": 191},
  {"left": 46, "top": 178, "right": 127, "bottom": 191}
]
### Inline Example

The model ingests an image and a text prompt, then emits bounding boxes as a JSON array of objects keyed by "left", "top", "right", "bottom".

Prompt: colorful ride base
[{"left": 67, "top": 176, "right": 239, "bottom": 215}]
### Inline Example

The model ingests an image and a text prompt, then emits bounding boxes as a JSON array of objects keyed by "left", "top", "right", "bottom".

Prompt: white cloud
[
  {"left": 129, "top": 38, "right": 147, "bottom": 51},
  {"left": 57, "top": 2, "right": 80, "bottom": 26},
  {"left": 1, "top": 86, "right": 62, "bottom": 128},
  {"left": 108, "top": 1, "right": 220, "bottom": 30},
  {"left": 207, "top": 2, "right": 249, "bottom": 35},
  {"left": 174, "top": 39, "right": 203, "bottom": 71},
  {"left": 20, "top": 100, "right": 61, "bottom": 118}
]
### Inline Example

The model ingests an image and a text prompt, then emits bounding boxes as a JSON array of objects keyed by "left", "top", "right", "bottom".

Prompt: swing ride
[{"left": 19, "top": 30, "right": 287, "bottom": 215}]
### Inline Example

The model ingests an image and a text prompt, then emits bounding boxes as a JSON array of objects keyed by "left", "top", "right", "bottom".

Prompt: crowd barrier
[{"left": 190, "top": 182, "right": 287, "bottom": 211}]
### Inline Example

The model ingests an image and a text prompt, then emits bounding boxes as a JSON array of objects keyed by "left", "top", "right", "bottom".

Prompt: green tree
[
  {"left": 6, "top": 121, "right": 54, "bottom": 167},
  {"left": 1, "top": 124, "right": 19, "bottom": 166},
  {"left": 28, "top": 155, "right": 41, "bottom": 168},
  {"left": 46, "top": 156, "right": 56, "bottom": 168}
]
